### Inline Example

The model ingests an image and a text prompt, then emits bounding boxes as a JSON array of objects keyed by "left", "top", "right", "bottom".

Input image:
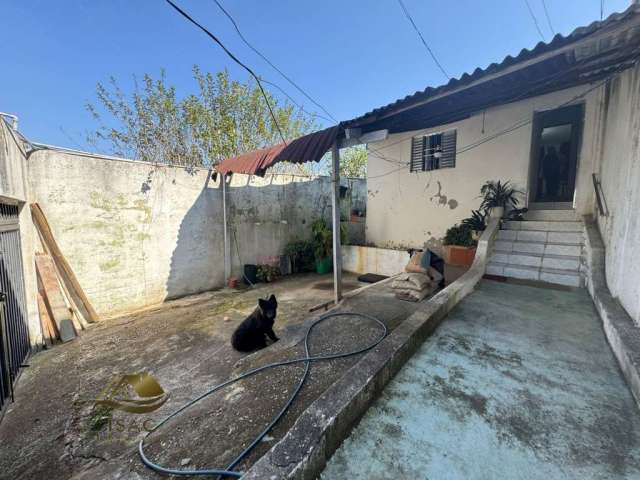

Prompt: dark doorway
[{"left": 529, "top": 104, "right": 583, "bottom": 206}]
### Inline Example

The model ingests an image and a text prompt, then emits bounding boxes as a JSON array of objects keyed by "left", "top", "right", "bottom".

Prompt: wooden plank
[
  {"left": 35, "top": 253, "right": 76, "bottom": 342},
  {"left": 36, "top": 290, "right": 56, "bottom": 345},
  {"left": 31, "top": 203, "right": 99, "bottom": 323}
]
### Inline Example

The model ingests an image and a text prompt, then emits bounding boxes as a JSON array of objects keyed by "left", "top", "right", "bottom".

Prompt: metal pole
[
  {"left": 222, "top": 174, "right": 231, "bottom": 284},
  {"left": 330, "top": 142, "right": 342, "bottom": 304}
]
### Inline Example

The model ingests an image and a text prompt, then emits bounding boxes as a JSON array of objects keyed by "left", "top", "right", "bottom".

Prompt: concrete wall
[
  {"left": 594, "top": 64, "right": 640, "bottom": 325},
  {"left": 0, "top": 120, "right": 41, "bottom": 345},
  {"left": 365, "top": 84, "right": 601, "bottom": 250},
  {"left": 26, "top": 149, "right": 366, "bottom": 318},
  {"left": 342, "top": 245, "right": 409, "bottom": 276},
  {"left": 28, "top": 151, "right": 224, "bottom": 317}
]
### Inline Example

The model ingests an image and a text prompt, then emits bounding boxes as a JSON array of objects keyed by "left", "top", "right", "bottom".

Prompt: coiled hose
[{"left": 138, "top": 311, "right": 387, "bottom": 478}]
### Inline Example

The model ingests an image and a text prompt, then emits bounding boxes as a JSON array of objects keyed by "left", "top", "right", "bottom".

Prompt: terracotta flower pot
[{"left": 443, "top": 245, "right": 477, "bottom": 267}]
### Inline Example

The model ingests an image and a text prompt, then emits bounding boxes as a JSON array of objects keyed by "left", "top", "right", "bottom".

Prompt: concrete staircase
[{"left": 487, "top": 210, "right": 584, "bottom": 287}]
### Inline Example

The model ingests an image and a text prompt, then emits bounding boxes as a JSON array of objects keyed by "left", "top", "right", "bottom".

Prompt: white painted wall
[
  {"left": 365, "top": 84, "right": 601, "bottom": 250},
  {"left": 0, "top": 120, "right": 41, "bottom": 345},
  {"left": 342, "top": 245, "right": 409, "bottom": 276},
  {"left": 594, "top": 64, "right": 640, "bottom": 325}
]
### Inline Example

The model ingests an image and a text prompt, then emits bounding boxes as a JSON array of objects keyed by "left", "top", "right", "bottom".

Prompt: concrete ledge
[
  {"left": 242, "top": 218, "right": 499, "bottom": 479},
  {"left": 583, "top": 216, "right": 640, "bottom": 409},
  {"left": 341, "top": 245, "right": 409, "bottom": 276}
]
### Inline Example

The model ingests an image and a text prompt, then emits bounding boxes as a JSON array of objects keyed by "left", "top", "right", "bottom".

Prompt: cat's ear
[
  {"left": 258, "top": 298, "right": 268, "bottom": 310},
  {"left": 269, "top": 294, "right": 277, "bottom": 306}
]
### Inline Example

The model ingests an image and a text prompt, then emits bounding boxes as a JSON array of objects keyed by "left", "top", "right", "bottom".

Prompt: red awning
[{"left": 216, "top": 125, "right": 341, "bottom": 176}]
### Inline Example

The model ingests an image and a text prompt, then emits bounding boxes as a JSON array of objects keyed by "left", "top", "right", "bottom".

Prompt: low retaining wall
[
  {"left": 583, "top": 217, "right": 640, "bottom": 408},
  {"left": 243, "top": 217, "right": 499, "bottom": 479},
  {"left": 341, "top": 245, "right": 409, "bottom": 276}
]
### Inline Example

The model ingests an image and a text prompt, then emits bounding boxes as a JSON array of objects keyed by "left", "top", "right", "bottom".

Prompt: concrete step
[
  {"left": 490, "top": 251, "right": 581, "bottom": 270},
  {"left": 503, "top": 220, "right": 584, "bottom": 232},
  {"left": 486, "top": 261, "right": 582, "bottom": 287},
  {"left": 495, "top": 239, "right": 582, "bottom": 256},
  {"left": 524, "top": 209, "right": 579, "bottom": 222},
  {"left": 496, "top": 230, "right": 584, "bottom": 245}
]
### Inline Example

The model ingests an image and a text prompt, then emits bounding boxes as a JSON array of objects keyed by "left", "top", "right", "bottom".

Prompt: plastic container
[
  {"left": 244, "top": 264, "right": 258, "bottom": 284},
  {"left": 315, "top": 257, "right": 333, "bottom": 274}
]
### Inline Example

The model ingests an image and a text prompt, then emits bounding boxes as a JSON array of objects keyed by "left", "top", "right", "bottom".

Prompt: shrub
[
  {"left": 479, "top": 180, "right": 523, "bottom": 210},
  {"left": 256, "top": 264, "right": 281, "bottom": 283},
  {"left": 284, "top": 240, "right": 315, "bottom": 273},
  {"left": 310, "top": 219, "right": 346, "bottom": 260},
  {"left": 461, "top": 209, "right": 487, "bottom": 231},
  {"left": 444, "top": 224, "right": 476, "bottom": 247}
]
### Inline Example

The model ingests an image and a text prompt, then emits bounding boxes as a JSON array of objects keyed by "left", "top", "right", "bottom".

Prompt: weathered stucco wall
[
  {"left": 594, "top": 64, "right": 640, "bottom": 325},
  {"left": 28, "top": 151, "right": 225, "bottom": 317},
  {"left": 365, "top": 84, "right": 600, "bottom": 250},
  {"left": 342, "top": 245, "right": 409, "bottom": 276},
  {"left": 27, "top": 150, "right": 365, "bottom": 318},
  {"left": 0, "top": 120, "right": 41, "bottom": 345}
]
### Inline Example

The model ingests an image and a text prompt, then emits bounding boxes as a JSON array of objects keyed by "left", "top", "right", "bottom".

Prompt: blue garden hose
[{"left": 138, "top": 311, "right": 387, "bottom": 478}]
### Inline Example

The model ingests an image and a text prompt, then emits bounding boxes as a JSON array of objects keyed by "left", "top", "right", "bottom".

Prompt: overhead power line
[
  {"left": 212, "top": 0, "right": 339, "bottom": 123},
  {"left": 259, "top": 78, "right": 334, "bottom": 123},
  {"left": 523, "top": 0, "right": 546, "bottom": 41},
  {"left": 164, "top": 0, "right": 287, "bottom": 144},
  {"left": 541, "top": 0, "right": 555, "bottom": 36},
  {"left": 396, "top": 0, "right": 450, "bottom": 80}
]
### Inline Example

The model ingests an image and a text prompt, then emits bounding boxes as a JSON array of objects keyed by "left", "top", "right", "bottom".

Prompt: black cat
[{"left": 231, "top": 294, "right": 279, "bottom": 352}]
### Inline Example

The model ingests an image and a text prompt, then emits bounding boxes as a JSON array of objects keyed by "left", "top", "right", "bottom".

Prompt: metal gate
[{"left": 0, "top": 202, "right": 30, "bottom": 415}]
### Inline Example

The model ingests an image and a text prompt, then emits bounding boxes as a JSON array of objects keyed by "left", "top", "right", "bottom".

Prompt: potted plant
[
  {"left": 284, "top": 240, "right": 315, "bottom": 273},
  {"left": 443, "top": 224, "right": 477, "bottom": 267},
  {"left": 461, "top": 209, "right": 486, "bottom": 241},
  {"left": 480, "top": 180, "right": 523, "bottom": 219},
  {"left": 310, "top": 219, "right": 346, "bottom": 274},
  {"left": 311, "top": 219, "right": 333, "bottom": 274},
  {"left": 257, "top": 264, "right": 281, "bottom": 283}
]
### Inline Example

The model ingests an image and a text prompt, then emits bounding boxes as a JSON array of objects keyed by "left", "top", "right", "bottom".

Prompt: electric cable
[
  {"left": 139, "top": 311, "right": 387, "bottom": 478},
  {"left": 212, "top": 0, "right": 339, "bottom": 124},
  {"left": 396, "top": 0, "right": 450, "bottom": 80},
  {"left": 165, "top": 0, "right": 287, "bottom": 144},
  {"left": 524, "top": 0, "right": 547, "bottom": 41},
  {"left": 541, "top": 0, "right": 555, "bottom": 35}
]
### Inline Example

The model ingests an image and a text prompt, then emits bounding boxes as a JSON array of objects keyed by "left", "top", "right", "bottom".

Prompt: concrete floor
[
  {"left": 0, "top": 272, "right": 426, "bottom": 480},
  {"left": 323, "top": 280, "right": 640, "bottom": 480}
]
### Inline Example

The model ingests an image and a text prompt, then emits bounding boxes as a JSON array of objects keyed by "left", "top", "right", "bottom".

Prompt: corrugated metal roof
[
  {"left": 216, "top": 5, "right": 640, "bottom": 174},
  {"left": 347, "top": 4, "right": 640, "bottom": 128},
  {"left": 216, "top": 125, "right": 341, "bottom": 176}
]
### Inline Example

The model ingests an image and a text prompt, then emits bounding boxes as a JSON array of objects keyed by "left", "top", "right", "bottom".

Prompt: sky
[{"left": 0, "top": 0, "right": 631, "bottom": 151}]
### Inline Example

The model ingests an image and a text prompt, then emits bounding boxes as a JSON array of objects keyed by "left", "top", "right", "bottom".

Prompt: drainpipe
[
  {"left": 222, "top": 174, "right": 231, "bottom": 284},
  {"left": 0, "top": 112, "right": 18, "bottom": 131}
]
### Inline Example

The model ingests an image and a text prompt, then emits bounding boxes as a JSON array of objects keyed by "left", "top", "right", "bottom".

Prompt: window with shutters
[{"left": 410, "top": 129, "right": 457, "bottom": 172}]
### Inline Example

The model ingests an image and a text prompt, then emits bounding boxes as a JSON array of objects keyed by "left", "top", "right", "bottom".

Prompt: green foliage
[
  {"left": 311, "top": 219, "right": 333, "bottom": 260},
  {"left": 86, "top": 67, "right": 318, "bottom": 167},
  {"left": 256, "top": 264, "right": 281, "bottom": 283},
  {"left": 340, "top": 146, "right": 368, "bottom": 178},
  {"left": 444, "top": 224, "right": 476, "bottom": 247},
  {"left": 461, "top": 209, "right": 487, "bottom": 231},
  {"left": 284, "top": 240, "right": 315, "bottom": 273},
  {"left": 87, "top": 404, "right": 113, "bottom": 432},
  {"left": 479, "top": 180, "right": 523, "bottom": 210},
  {"left": 310, "top": 218, "right": 346, "bottom": 260}
]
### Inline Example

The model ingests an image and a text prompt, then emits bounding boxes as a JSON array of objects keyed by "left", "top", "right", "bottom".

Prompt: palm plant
[
  {"left": 480, "top": 180, "right": 523, "bottom": 211},
  {"left": 461, "top": 209, "right": 487, "bottom": 231}
]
